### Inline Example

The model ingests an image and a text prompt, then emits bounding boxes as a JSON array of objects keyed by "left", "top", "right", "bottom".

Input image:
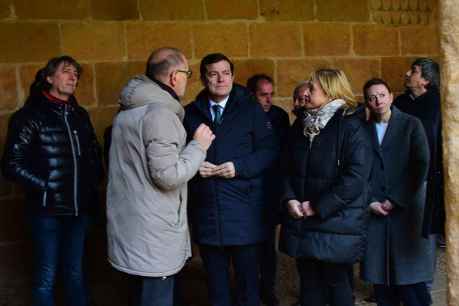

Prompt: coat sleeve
[
  {"left": 142, "top": 108, "right": 206, "bottom": 191},
  {"left": 389, "top": 118, "right": 430, "bottom": 208},
  {"left": 280, "top": 119, "right": 301, "bottom": 204},
  {"left": 1, "top": 111, "right": 47, "bottom": 191},
  {"left": 233, "top": 103, "right": 279, "bottom": 178},
  {"left": 312, "top": 123, "right": 371, "bottom": 220}
]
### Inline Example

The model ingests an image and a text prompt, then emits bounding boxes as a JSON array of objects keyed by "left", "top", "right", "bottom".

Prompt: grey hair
[
  {"left": 292, "top": 81, "right": 310, "bottom": 99},
  {"left": 145, "top": 47, "right": 185, "bottom": 80},
  {"left": 412, "top": 58, "right": 440, "bottom": 90}
]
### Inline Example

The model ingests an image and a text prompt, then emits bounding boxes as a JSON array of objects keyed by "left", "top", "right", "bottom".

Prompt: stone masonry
[{"left": 0, "top": 0, "right": 448, "bottom": 305}]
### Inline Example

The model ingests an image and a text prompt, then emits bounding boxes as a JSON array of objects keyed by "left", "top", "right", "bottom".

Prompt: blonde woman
[{"left": 280, "top": 69, "right": 370, "bottom": 306}]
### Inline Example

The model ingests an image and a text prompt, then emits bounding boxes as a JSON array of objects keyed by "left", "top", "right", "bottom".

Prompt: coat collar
[
  {"left": 192, "top": 83, "right": 250, "bottom": 128},
  {"left": 369, "top": 106, "right": 403, "bottom": 152}
]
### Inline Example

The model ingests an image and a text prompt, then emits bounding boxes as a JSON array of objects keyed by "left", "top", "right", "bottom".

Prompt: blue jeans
[{"left": 28, "top": 215, "right": 91, "bottom": 306}]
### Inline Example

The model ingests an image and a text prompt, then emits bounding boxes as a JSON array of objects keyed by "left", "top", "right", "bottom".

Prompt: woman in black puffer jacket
[{"left": 280, "top": 69, "right": 371, "bottom": 306}]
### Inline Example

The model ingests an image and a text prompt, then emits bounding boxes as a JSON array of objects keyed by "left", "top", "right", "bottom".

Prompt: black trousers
[
  {"left": 259, "top": 225, "right": 278, "bottom": 303},
  {"left": 199, "top": 244, "right": 260, "bottom": 306},
  {"left": 374, "top": 283, "right": 431, "bottom": 306},
  {"left": 296, "top": 258, "right": 354, "bottom": 306},
  {"left": 127, "top": 273, "right": 176, "bottom": 306}
]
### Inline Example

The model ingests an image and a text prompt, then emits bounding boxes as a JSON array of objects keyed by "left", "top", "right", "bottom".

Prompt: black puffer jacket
[
  {"left": 280, "top": 107, "right": 371, "bottom": 264},
  {"left": 2, "top": 92, "right": 103, "bottom": 216}
]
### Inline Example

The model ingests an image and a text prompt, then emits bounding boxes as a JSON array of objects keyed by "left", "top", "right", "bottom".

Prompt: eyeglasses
[{"left": 176, "top": 69, "right": 193, "bottom": 79}]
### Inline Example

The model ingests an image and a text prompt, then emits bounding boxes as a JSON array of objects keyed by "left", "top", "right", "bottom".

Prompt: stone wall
[{"left": 0, "top": 0, "right": 441, "bottom": 300}]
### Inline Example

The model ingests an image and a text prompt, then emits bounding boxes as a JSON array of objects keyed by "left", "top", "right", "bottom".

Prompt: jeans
[
  {"left": 128, "top": 274, "right": 176, "bottom": 306},
  {"left": 29, "top": 215, "right": 91, "bottom": 306}
]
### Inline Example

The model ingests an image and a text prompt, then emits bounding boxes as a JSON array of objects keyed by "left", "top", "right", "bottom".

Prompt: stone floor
[{"left": 0, "top": 238, "right": 447, "bottom": 306}]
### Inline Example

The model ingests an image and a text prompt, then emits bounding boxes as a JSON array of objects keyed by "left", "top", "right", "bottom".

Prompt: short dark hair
[
  {"left": 199, "top": 53, "right": 234, "bottom": 82},
  {"left": 29, "top": 55, "right": 82, "bottom": 95},
  {"left": 412, "top": 58, "right": 440, "bottom": 90},
  {"left": 363, "top": 78, "right": 392, "bottom": 102},
  {"left": 145, "top": 47, "right": 185, "bottom": 80},
  {"left": 246, "top": 74, "right": 273, "bottom": 94}
]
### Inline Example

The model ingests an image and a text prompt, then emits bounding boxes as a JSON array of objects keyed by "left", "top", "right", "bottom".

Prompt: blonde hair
[{"left": 310, "top": 69, "right": 357, "bottom": 108}]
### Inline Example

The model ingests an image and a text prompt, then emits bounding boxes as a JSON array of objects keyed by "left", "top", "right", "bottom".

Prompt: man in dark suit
[
  {"left": 184, "top": 53, "right": 278, "bottom": 306},
  {"left": 246, "top": 74, "right": 289, "bottom": 306}
]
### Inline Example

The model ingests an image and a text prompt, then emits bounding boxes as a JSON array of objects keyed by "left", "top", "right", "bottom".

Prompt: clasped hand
[
  {"left": 369, "top": 199, "right": 393, "bottom": 216},
  {"left": 287, "top": 199, "right": 316, "bottom": 219},
  {"left": 199, "top": 161, "right": 235, "bottom": 179}
]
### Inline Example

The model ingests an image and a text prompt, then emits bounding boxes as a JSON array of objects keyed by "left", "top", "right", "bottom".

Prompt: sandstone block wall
[{"left": 0, "top": 0, "right": 441, "bottom": 294}]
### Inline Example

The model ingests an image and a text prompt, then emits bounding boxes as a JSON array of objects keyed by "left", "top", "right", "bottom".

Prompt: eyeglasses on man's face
[{"left": 176, "top": 69, "right": 193, "bottom": 79}]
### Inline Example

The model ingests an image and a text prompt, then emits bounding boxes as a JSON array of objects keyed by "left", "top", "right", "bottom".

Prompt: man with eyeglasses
[
  {"left": 106, "top": 47, "right": 214, "bottom": 306},
  {"left": 184, "top": 53, "right": 278, "bottom": 306}
]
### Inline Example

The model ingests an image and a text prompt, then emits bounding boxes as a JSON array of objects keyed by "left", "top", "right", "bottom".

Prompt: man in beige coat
[{"left": 106, "top": 47, "right": 214, "bottom": 306}]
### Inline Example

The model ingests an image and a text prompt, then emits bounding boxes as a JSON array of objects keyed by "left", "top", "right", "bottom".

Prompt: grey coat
[
  {"left": 361, "top": 107, "right": 434, "bottom": 285},
  {"left": 106, "top": 75, "right": 206, "bottom": 277}
]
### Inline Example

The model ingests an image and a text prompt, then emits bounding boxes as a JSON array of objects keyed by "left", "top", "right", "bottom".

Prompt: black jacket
[
  {"left": 394, "top": 89, "right": 444, "bottom": 236},
  {"left": 280, "top": 107, "right": 371, "bottom": 264},
  {"left": 1, "top": 92, "right": 103, "bottom": 216},
  {"left": 264, "top": 105, "right": 290, "bottom": 224},
  {"left": 184, "top": 84, "right": 278, "bottom": 246}
]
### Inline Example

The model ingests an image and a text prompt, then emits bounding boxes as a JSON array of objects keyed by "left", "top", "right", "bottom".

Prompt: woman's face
[
  {"left": 306, "top": 80, "right": 330, "bottom": 110},
  {"left": 366, "top": 84, "right": 393, "bottom": 116}
]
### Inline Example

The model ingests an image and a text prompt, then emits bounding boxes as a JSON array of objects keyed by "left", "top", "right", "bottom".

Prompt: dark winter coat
[
  {"left": 264, "top": 105, "right": 290, "bottom": 225},
  {"left": 184, "top": 84, "right": 278, "bottom": 246},
  {"left": 361, "top": 107, "right": 434, "bottom": 285},
  {"left": 1, "top": 92, "right": 103, "bottom": 216},
  {"left": 394, "top": 89, "right": 444, "bottom": 236},
  {"left": 280, "top": 106, "right": 371, "bottom": 264}
]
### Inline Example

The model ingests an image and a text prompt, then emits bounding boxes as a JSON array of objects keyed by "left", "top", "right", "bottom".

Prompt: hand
[
  {"left": 193, "top": 124, "right": 215, "bottom": 151},
  {"left": 301, "top": 201, "right": 315, "bottom": 217},
  {"left": 214, "top": 162, "right": 236, "bottom": 179},
  {"left": 199, "top": 161, "right": 217, "bottom": 178},
  {"left": 369, "top": 202, "right": 389, "bottom": 216},
  {"left": 381, "top": 200, "right": 393, "bottom": 212},
  {"left": 287, "top": 200, "right": 304, "bottom": 219}
]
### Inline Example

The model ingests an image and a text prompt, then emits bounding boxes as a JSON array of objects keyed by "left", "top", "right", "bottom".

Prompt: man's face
[
  {"left": 366, "top": 84, "right": 393, "bottom": 116},
  {"left": 255, "top": 80, "right": 273, "bottom": 112},
  {"left": 405, "top": 65, "right": 429, "bottom": 92},
  {"left": 293, "top": 84, "right": 311, "bottom": 111},
  {"left": 203, "top": 60, "right": 234, "bottom": 101},
  {"left": 46, "top": 62, "right": 79, "bottom": 100},
  {"left": 173, "top": 57, "right": 190, "bottom": 98}
]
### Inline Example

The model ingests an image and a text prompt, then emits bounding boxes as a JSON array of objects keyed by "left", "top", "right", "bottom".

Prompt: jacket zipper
[
  {"left": 73, "top": 130, "right": 81, "bottom": 156},
  {"left": 42, "top": 190, "right": 47, "bottom": 207},
  {"left": 64, "top": 105, "right": 79, "bottom": 216}
]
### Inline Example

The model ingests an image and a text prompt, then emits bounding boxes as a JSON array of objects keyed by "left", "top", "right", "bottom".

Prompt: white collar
[{"left": 209, "top": 95, "right": 229, "bottom": 110}]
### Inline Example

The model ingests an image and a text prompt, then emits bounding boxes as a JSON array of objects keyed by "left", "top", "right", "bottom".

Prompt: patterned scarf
[{"left": 303, "top": 99, "right": 346, "bottom": 141}]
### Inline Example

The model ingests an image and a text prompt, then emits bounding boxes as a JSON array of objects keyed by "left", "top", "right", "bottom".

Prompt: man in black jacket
[
  {"left": 2, "top": 56, "right": 103, "bottom": 306},
  {"left": 246, "top": 74, "right": 289, "bottom": 306},
  {"left": 394, "top": 58, "right": 444, "bottom": 240},
  {"left": 184, "top": 53, "right": 278, "bottom": 306}
]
